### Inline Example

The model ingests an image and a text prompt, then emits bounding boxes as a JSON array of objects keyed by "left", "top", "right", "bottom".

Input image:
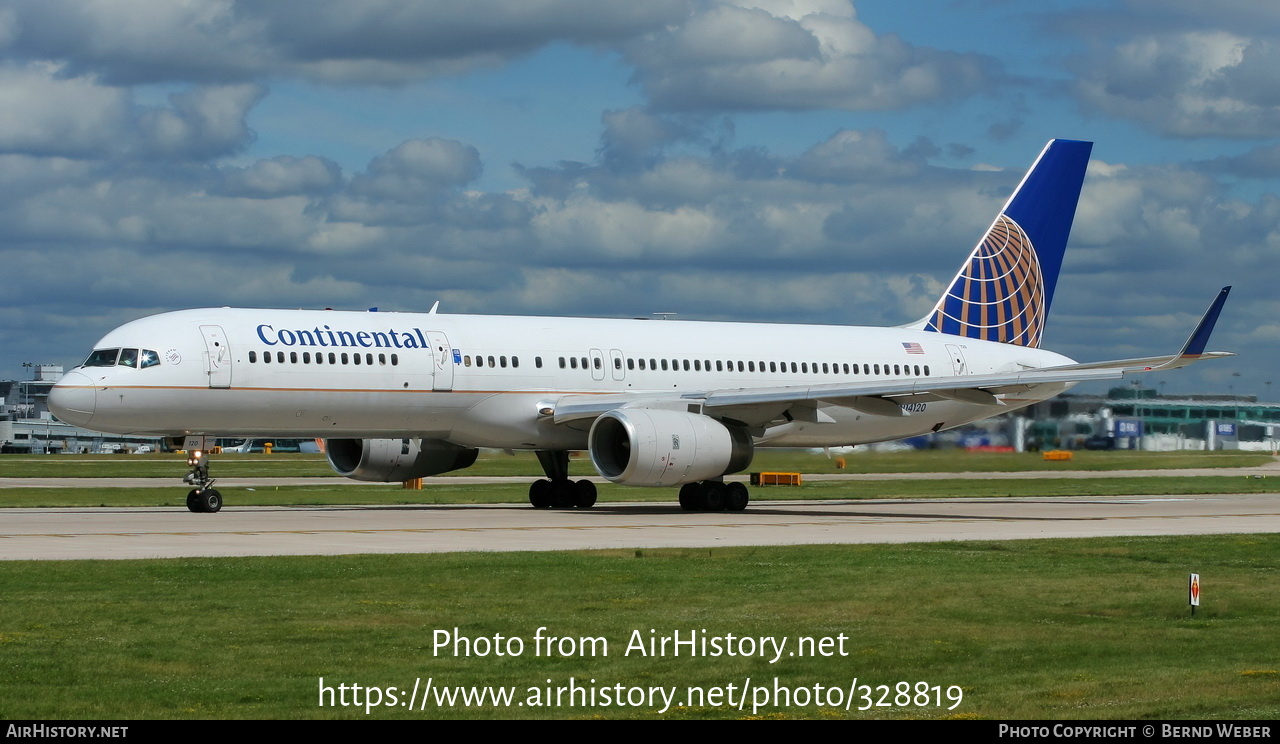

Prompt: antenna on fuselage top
[
  {"left": 428, "top": 301, "right": 440, "bottom": 314},
  {"left": 652, "top": 312, "right": 677, "bottom": 321}
]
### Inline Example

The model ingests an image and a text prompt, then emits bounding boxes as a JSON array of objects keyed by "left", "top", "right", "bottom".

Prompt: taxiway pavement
[{"left": 3, "top": 493, "right": 1279, "bottom": 560}]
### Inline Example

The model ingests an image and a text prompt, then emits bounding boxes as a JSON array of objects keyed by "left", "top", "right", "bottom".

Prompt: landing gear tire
[
  {"left": 573, "top": 479, "right": 597, "bottom": 508},
  {"left": 529, "top": 479, "right": 553, "bottom": 508},
  {"left": 551, "top": 479, "right": 577, "bottom": 508},
  {"left": 703, "top": 481, "right": 726, "bottom": 511},
  {"left": 725, "top": 482, "right": 750, "bottom": 512},
  {"left": 187, "top": 488, "right": 222, "bottom": 513},
  {"left": 678, "top": 483, "right": 700, "bottom": 511},
  {"left": 199, "top": 489, "right": 222, "bottom": 513},
  {"left": 678, "top": 480, "right": 749, "bottom": 512}
]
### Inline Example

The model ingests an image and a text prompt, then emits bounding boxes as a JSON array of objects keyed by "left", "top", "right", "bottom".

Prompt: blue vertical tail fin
[{"left": 918, "top": 139, "right": 1092, "bottom": 348}]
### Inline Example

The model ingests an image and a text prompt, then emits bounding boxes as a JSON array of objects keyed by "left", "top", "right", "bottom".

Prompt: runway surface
[
  {"left": 4, "top": 460, "right": 1280, "bottom": 488},
  {"left": 3, "top": 493, "right": 1279, "bottom": 560}
]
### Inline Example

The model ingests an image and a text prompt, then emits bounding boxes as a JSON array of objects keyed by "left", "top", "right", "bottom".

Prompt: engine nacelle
[
  {"left": 325, "top": 438, "right": 479, "bottom": 482},
  {"left": 588, "top": 409, "right": 753, "bottom": 487}
]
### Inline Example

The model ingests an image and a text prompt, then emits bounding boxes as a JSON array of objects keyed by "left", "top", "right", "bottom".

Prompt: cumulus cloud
[
  {"left": 325, "top": 138, "right": 486, "bottom": 226},
  {"left": 790, "top": 129, "right": 927, "bottom": 182},
  {"left": 625, "top": 0, "right": 1000, "bottom": 112},
  {"left": 219, "top": 155, "right": 343, "bottom": 198},
  {"left": 0, "top": 63, "right": 130, "bottom": 156},
  {"left": 1, "top": 116, "right": 1266, "bottom": 390},
  {"left": 3, "top": 1, "right": 1000, "bottom": 114},
  {"left": 2, "top": 0, "right": 689, "bottom": 84},
  {"left": 0, "top": 62, "right": 264, "bottom": 161},
  {"left": 1072, "top": 29, "right": 1280, "bottom": 137},
  {"left": 134, "top": 83, "right": 265, "bottom": 160}
]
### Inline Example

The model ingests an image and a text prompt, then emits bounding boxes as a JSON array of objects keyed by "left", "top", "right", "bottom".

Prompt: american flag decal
[{"left": 902, "top": 342, "right": 924, "bottom": 354}]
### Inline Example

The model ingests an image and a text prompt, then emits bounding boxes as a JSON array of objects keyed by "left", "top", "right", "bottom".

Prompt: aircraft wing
[{"left": 551, "top": 287, "right": 1234, "bottom": 428}]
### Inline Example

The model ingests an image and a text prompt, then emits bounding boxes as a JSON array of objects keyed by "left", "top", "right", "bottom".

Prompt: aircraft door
[
  {"left": 199, "top": 325, "right": 232, "bottom": 388},
  {"left": 425, "top": 331, "right": 454, "bottom": 392},
  {"left": 589, "top": 349, "right": 606, "bottom": 381},
  {"left": 609, "top": 349, "right": 626, "bottom": 381},
  {"left": 945, "top": 344, "right": 968, "bottom": 376}
]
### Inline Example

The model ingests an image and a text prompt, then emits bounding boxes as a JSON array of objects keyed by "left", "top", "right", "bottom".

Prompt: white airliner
[{"left": 49, "top": 139, "right": 1233, "bottom": 513}]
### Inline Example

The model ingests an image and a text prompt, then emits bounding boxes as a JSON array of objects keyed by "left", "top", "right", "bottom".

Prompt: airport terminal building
[{"left": 1012, "top": 387, "right": 1280, "bottom": 452}]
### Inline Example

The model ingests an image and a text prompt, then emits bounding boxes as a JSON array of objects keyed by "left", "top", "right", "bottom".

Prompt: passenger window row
[
  {"left": 557, "top": 355, "right": 931, "bottom": 377},
  {"left": 248, "top": 350, "right": 400, "bottom": 366},
  {"left": 462, "top": 355, "right": 520, "bottom": 369}
]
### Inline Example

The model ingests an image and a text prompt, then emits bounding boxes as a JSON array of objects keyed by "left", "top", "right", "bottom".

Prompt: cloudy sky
[{"left": 2, "top": 0, "right": 1276, "bottom": 397}]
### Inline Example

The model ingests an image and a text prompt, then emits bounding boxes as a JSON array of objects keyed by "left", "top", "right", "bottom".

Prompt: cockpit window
[
  {"left": 140, "top": 349, "right": 160, "bottom": 368},
  {"left": 84, "top": 349, "right": 120, "bottom": 367},
  {"left": 118, "top": 348, "right": 139, "bottom": 368}
]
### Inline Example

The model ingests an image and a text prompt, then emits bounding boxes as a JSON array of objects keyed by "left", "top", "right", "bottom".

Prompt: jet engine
[
  {"left": 588, "top": 408, "right": 753, "bottom": 487},
  {"left": 325, "top": 438, "right": 479, "bottom": 482}
]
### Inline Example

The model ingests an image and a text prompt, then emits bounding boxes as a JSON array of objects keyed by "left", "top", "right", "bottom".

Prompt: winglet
[
  {"left": 1034, "top": 285, "right": 1233, "bottom": 375},
  {"left": 1178, "top": 286, "right": 1231, "bottom": 359}
]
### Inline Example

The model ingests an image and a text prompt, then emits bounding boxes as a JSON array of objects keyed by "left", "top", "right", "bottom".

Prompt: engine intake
[
  {"left": 326, "top": 438, "right": 479, "bottom": 482},
  {"left": 588, "top": 409, "right": 753, "bottom": 487}
]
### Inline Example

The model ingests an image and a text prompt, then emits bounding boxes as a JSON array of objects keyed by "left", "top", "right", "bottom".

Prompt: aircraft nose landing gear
[{"left": 182, "top": 446, "right": 222, "bottom": 513}]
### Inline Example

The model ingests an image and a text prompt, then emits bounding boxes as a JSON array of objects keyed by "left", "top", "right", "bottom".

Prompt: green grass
[
  {"left": 0, "top": 449, "right": 1270, "bottom": 479},
  {"left": 1, "top": 536, "right": 1277, "bottom": 719}
]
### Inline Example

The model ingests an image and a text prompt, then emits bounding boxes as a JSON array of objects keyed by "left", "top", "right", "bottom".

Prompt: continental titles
[{"left": 257, "top": 323, "right": 427, "bottom": 350}]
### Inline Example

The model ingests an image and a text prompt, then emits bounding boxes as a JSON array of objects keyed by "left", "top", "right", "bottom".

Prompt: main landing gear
[
  {"left": 679, "top": 480, "right": 750, "bottom": 512},
  {"left": 182, "top": 447, "right": 223, "bottom": 513},
  {"left": 526, "top": 451, "right": 752, "bottom": 512},
  {"left": 529, "top": 450, "right": 597, "bottom": 508}
]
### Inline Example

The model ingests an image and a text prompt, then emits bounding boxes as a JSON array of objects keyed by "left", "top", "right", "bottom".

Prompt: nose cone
[{"left": 49, "top": 371, "right": 96, "bottom": 427}]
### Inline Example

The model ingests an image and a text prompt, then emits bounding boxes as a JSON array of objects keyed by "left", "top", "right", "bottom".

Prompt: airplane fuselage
[{"left": 52, "top": 307, "right": 1075, "bottom": 449}]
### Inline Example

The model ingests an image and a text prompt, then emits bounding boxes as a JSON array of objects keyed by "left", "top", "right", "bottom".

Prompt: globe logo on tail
[{"left": 924, "top": 214, "right": 1046, "bottom": 348}]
